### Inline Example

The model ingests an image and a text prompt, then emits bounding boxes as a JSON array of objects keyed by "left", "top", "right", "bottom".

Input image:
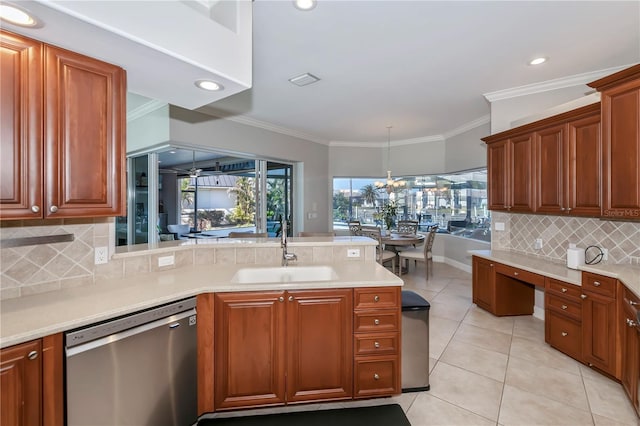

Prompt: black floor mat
[{"left": 197, "top": 403, "right": 411, "bottom": 426}]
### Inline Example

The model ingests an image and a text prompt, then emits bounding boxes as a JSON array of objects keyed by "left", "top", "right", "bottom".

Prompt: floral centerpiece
[{"left": 381, "top": 200, "right": 398, "bottom": 231}]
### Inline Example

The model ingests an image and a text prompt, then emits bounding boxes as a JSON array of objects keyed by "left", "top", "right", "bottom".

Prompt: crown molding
[
  {"left": 483, "top": 64, "right": 633, "bottom": 102},
  {"left": 443, "top": 115, "right": 490, "bottom": 139},
  {"left": 127, "top": 99, "right": 167, "bottom": 122},
  {"left": 330, "top": 134, "right": 444, "bottom": 148}
]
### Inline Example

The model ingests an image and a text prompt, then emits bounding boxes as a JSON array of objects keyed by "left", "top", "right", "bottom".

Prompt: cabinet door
[
  {"left": 601, "top": 81, "right": 640, "bottom": 219},
  {"left": 535, "top": 125, "right": 566, "bottom": 214},
  {"left": 214, "top": 292, "right": 286, "bottom": 409},
  {"left": 43, "top": 45, "right": 126, "bottom": 218},
  {"left": 472, "top": 256, "right": 494, "bottom": 312},
  {"left": 487, "top": 140, "right": 509, "bottom": 211},
  {"left": 0, "top": 31, "right": 42, "bottom": 220},
  {"left": 510, "top": 134, "right": 535, "bottom": 212},
  {"left": 621, "top": 305, "right": 639, "bottom": 410},
  {"left": 286, "top": 289, "right": 353, "bottom": 403},
  {"left": 582, "top": 292, "right": 618, "bottom": 377},
  {"left": 568, "top": 113, "right": 602, "bottom": 216},
  {"left": 1, "top": 340, "right": 42, "bottom": 426}
]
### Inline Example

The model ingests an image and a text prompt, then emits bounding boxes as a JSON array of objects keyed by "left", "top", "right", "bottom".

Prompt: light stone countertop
[
  {"left": 0, "top": 261, "right": 401, "bottom": 349},
  {"left": 470, "top": 249, "right": 640, "bottom": 297}
]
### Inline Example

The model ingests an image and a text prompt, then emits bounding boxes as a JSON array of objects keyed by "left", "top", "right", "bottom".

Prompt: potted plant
[{"left": 382, "top": 201, "right": 398, "bottom": 232}]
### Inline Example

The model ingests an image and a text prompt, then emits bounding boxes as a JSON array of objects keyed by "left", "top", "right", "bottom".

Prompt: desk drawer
[
  {"left": 582, "top": 272, "right": 616, "bottom": 298},
  {"left": 354, "top": 332, "right": 399, "bottom": 356},
  {"left": 546, "top": 278, "right": 582, "bottom": 301},
  {"left": 547, "top": 310, "right": 582, "bottom": 360},
  {"left": 354, "top": 287, "right": 400, "bottom": 310},
  {"left": 547, "top": 293, "right": 582, "bottom": 321},
  {"left": 354, "top": 310, "right": 399, "bottom": 333},
  {"left": 494, "top": 263, "right": 545, "bottom": 287},
  {"left": 354, "top": 356, "right": 399, "bottom": 398}
]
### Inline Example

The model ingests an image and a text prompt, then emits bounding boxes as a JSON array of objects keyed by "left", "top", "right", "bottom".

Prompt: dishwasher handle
[{"left": 66, "top": 308, "right": 196, "bottom": 357}]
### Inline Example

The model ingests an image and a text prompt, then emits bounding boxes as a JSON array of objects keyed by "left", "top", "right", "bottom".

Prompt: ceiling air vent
[{"left": 288, "top": 73, "right": 320, "bottom": 87}]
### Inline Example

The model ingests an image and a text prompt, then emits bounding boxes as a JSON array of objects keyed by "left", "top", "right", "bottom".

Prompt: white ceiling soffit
[{"left": 5, "top": 0, "right": 252, "bottom": 110}]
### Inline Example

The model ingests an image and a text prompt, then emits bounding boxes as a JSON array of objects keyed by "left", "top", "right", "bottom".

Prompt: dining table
[{"left": 381, "top": 232, "right": 425, "bottom": 274}]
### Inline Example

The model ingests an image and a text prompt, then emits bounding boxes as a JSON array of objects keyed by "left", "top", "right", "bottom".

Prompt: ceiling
[{"left": 6, "top": 1, "right": 639, "bottom": 145}]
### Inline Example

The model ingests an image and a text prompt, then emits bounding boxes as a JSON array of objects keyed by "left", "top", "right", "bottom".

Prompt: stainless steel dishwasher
[{"left": 65, "top": 298, "right": 197, "bottom": 426}]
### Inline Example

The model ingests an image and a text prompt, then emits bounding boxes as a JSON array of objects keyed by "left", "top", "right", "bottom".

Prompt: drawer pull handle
[
  {"left": 289, "top": 296, "right": 294, "bottom": 302},
  {"left": 561, "top": 288, "right": 567, "bottom": 293},
  {"left": 561, "top": 332, "right": 568, "bottom": 337},
  {"left": 28, "top": 351, "right": 38, "bottom": 360},
  {"left": 514, "top": 272, "right": 519, "bottom": 276},
  {"left": 374, "top": 295, "right": 380, "bottom": 302},
  {"left": 580, "top": 294, "right": 587, "bottom": 299},
  {"left": 627, "top": 299, "right": 639, "bottom": 307},
  {"left": 627, "top": 318, "right": 637, "bottom": 327},
  {"left": 278, "top": 296, "right": 284, "bottom": 302},
  {"left": 374, "top": 341, "right": 380, "bottom": 348},
  {"left": 374, "top": 319, "right": 380, "bottom": 325},
  {"left": 373, "top": 373, "right": 380, "bottom": 380},
  {"left": 593, "top": 281, "right": 601, "bottom": 287},
  {"left": 561, "top": 305, "right": 567, "bottom": 310}
]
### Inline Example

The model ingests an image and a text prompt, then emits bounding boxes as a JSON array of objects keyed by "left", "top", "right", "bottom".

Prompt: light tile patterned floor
[{"left": 201, "top": 262, "right": 639, "bottom": 426}]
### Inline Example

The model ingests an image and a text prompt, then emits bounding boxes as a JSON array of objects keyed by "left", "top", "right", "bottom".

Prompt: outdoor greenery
[{"left": 228, "top": 177, "right": 255, "bottom": 224}]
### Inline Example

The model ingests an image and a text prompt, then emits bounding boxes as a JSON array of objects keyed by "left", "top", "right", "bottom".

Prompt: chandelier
[{"left": 375, "top": 126, "right": 406, "bottom": 194}]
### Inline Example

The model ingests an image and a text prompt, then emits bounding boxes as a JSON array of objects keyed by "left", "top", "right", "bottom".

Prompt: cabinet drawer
[
  {"left": 354, "top": 310, "right": 399, "bottom": 333},
  {"left": 546, "top": 278, "right": 582, "bottom": 301},
  {"left": 582, "top": 272, "right": 616, "bottom": 298},
  {"left": 354, "top": 332, "right": 399, "bottom": 356},
  {"left": 547, "top": 293, "right": 582, "bottom": 321},
  {"left": 494, "top": 263, "right": 545, "bottom": 287},
  {"left": 622, "top": 286, "right": 640, "bottom": 319},
  {"left": 354, "top": 287, "right": 399, "bottom": 310},
  {"left": 547, "top": 310, "right": 582, "bottom": 360},
  {"left": 354, "top": 356, "right": 399, "bottom": 398}
]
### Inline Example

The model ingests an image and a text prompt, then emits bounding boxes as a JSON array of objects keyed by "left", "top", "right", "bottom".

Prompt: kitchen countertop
[
  {"left": 0, "top": 261, "right": 402, "bottom": 348},
  {"left": 470, "top": 249, "right": 640, "bottom": 297}
]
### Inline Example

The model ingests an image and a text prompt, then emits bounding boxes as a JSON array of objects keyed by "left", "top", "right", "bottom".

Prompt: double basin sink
[{"left": 231, "top": 265, "right": 338, "bottom": 284}]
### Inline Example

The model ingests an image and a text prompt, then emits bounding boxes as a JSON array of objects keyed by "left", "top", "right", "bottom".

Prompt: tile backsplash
[{"left": 491, "top": 212, "right": 640, "bottom": 265}]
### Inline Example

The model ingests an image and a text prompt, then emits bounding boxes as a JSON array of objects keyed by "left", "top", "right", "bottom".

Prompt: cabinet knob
[
  {"left": 561, "top": 288, "right": 567, "bottom": 293},
  {"left": 374, "top": 319, "right": 380, "bottom": 325},
  {"left": 561, "top": 332, "right": 568, "bottom": 337},
  {"left": 581, "top": 294, "right": 587, "bottom": 299},
  {"left": 374, "top": 295, "right": 380, "bottom": 302},
  {"left": 561, "top": 305, "right": 568, "bottom": 310},
  {"left": 489, "top": 263, "right": 494, "bottom": 267},
  {"left": 28, "top": 351, "right": 38, "bottom": 360},
  {"left": 560, "top": 207, "right": 565, "bottom": 211},
  {"left": 566, "top": 207, "right": 572, "bottom": 212},
  {"left": 278, "top": 296, "right": 284, "bottom": 302},
  {"left": 31, "top": 205, "right": 40, "bottom": 213},
  {"left": 374, "top": 341, "right": 380, "bottom": 349},
  {"left": 288, "top": 296, "right": 294, "bottom": 302},
  {"left": 628, "top": 299, "right": 639, "bottom": 307},
  {"left": 49, "top": 205, "right": 58, "bottom": 213},
  {"left": 373, "top": 373, "right": 380, "bottom": 380},
  {"left": 593, "top": 281, "right": 601, "bottom": 287},
  {"left": 627, "top": 318, "right": 637, "bottom": 327},
  {"left": 513, "top": 272, "right": 519, "bottom": 276}
]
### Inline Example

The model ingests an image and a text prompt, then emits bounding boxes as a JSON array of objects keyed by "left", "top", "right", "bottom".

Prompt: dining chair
[
  {"left": 227, "top": 232, "right": 269, "bottom": 238},
  {"left": 298, "top": 232, "right": 335, "bottom": 237},
  {"left": 167, "top": 224, "right": 190, "bottom": 240},
  {"left": 360, "top": 226, "right": 396, "bottom": 272},
  {"left": 397, "top": 225, "right": 438, "bottom": 279},
  {"left": 348, "top": 220, "right": 362, "bottom": 236},
  {"left": 397, "top": 220, "right": 419, "bottom": 235}
]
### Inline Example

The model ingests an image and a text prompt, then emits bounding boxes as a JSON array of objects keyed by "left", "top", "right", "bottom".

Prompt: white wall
[
  {"left": 127, "top": 105, "right": 171, "bottom": 152},
  {"left": 445, "top": 123, "right": 490, "bottom": 172}
]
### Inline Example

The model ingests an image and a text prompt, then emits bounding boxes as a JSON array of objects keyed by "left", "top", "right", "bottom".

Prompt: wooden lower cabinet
[
  {"left": 0, "top": 334, "right": 63, "bottom": 426},
  {"left": 353, "top": 287, "right": 401, "bottom": 398},
  {"left": 620, "top": 286, "right": 640, "bottom": 415},
  {"left": 545, "top": 278, "right": 583, "bottom": 361},
  {"left": 472, "top": 256, "right": 495, "bottom": 312},
  {"left": 213, "top": 289, "right": 353, "bottom": 410}
]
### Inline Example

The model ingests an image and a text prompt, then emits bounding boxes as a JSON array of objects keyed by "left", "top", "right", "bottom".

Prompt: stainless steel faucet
[{"left": 280, "top": 220, "right": 297, "bottom": 266}]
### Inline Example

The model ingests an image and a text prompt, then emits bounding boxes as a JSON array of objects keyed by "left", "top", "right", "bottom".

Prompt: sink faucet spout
[{"left": 280, "top": 220, "right": 297, "bottom": 266}]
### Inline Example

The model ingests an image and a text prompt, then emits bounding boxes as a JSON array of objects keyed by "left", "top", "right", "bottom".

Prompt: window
[{"left": 333, "top": 169, "right": 490, "bottom": 242}]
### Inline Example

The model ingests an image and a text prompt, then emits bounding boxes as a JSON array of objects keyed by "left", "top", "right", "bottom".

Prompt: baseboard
[{"left": 433, "top": 256, "right": 472, "bottom": 274}]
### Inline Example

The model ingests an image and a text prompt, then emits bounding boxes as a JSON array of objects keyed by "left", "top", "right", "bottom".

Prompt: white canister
[{"left": 566, "top": 244, "right": 584, "bottom": 270}]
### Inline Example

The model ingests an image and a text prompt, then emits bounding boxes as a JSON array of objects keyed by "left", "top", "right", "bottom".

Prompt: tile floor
[{"left": 202, "top": 262, "right": 639, "bottom": 426}]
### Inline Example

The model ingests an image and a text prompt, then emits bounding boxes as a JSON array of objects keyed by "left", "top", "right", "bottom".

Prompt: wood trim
[
  {"left": 482, "top": 103, "right": 600, "bottom": 144},
  {"left": 42, "top": 333, "right": 63, "bottom": 426},
  {"left": 587, "top": 64, "right": 640, "bottom": 92},
  {"left": 196, "top": 293, "right": 215, "bottom": 415}
]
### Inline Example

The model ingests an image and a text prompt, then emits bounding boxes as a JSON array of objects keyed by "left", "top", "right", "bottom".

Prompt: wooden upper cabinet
[
  {"left": 487, "top": 140, "right": 509, "bottom": 211},
  {"left": 0, "top": 31, "right": 42, "bottom": 219},
  {"left": 0, "top": 30, "right": 126, "bottom": 220},
  {"left": 589, "top": 64, "right": 640, "bottom": 221},
  {"left": 567, "top": 111, "right": 601, "bottom": 216},
  {"left": 535, "top": 124, "right": 565, "bottom": 214},
  {"left": 510, "top": 134, "right": 535, "bottom": 212}
]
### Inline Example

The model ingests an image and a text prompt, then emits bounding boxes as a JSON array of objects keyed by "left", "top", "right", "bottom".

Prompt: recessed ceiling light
[
  {"left": 529, "top": 57, "right": 547, "bottom": 66},
  {"left": 294, "top": 0, "right": 317, "bottom": 11},
  {"left": 0, "top": 4, "right": 38, "bottom": 27},
  {"left": 195, "top": 79, "right": 224, "bottom": 91}
]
